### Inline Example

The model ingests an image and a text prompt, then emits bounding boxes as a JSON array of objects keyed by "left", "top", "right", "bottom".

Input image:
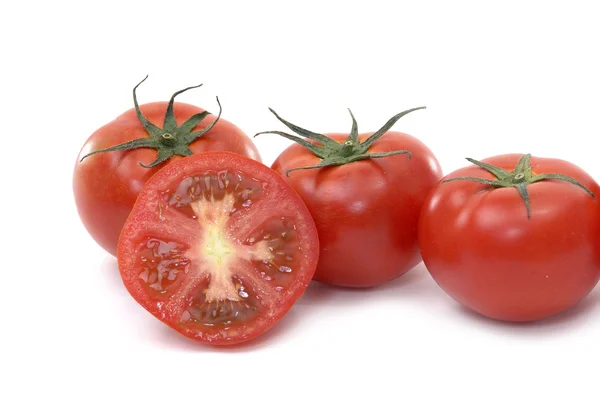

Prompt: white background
[{"left": 2, "top": 1, "right": 600, "bottom": 397}]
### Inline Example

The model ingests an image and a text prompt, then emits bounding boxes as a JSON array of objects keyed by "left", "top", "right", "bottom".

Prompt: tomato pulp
[
  {"left": 118, "top": 152, "right": 319, "bottom": 345},
  {"left": 419, "top": 154, "right": 600, "bottom": 322},
  {"left": 73, "top": 79, "right": 261, "bottom": 256}
]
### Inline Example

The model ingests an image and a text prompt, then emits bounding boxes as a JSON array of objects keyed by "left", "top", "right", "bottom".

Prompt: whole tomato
[
  {"left": 258, "top": 107, "right": 442, "bottom": 288},
  {"left": 418, "top": 153, "right": 600, "bottom": 322},
  {"left": 73, "top": 77, "right": 261, "bottom": 256}
]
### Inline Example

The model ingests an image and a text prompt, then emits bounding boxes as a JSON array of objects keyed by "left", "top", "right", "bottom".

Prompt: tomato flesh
[{"left": 118, "top": 152, "right": 319, "bottom": 344}]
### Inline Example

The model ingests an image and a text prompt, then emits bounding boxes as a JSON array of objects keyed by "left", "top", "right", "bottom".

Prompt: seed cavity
[
  {"left": 136, "top": 238, "right": 190, "bottom": 294},
  {"left": 180, "top": 276, "right": 259, "bottom": 326}
]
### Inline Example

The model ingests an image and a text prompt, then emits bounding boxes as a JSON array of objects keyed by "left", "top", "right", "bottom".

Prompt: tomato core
[{"left": 180, "top": 189, "right": 275, "bottom": 304}]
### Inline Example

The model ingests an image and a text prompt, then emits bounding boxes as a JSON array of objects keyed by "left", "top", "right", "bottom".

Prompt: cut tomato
[{"left": 117, "top": 152, "right": 319, "bottom": 345}]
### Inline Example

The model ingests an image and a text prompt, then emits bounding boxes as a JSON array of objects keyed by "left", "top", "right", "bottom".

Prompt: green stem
[{"left": 160, "top": 133, "right": 177, "bottom": 147}]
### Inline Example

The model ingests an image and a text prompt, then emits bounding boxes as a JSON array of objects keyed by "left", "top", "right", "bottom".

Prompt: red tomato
[
  {"left": 118, "top": 152, "right": 319, "bottom": 345},
  {"left": 419, "top": 153, "right": 600, "bottom": 322},
  {"left": 73, "top": 79, "right": 261, "bottom": 256},
  {"left": 260, "top": 108, "right": 442, "bottom": 287}
]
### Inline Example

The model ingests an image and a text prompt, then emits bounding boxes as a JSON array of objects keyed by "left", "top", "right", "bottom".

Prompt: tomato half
[
  {"left": 73, "top": 79, "right": 261, "bottom": 256},
  {"left": 418, "top": 153, "right": 600, "bottom": 322},
  {"left": 117, "top": 152, "right": 319, "bottom": 345},
  {"left": 259, "top": 108, "right": 442, "bottom": 288}
]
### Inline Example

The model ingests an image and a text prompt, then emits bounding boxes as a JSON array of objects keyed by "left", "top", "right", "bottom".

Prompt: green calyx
[
  {"left": 443, "top": 153, "right": 595, "bottom": 219},
  {"left": 80, "top": 75, "right": 221, "bottom": 168},
  {"left": 255, "top": 106, "right": 426, "bottom": 175}
]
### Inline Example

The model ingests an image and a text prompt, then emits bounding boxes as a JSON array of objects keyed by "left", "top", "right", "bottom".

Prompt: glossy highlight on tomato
[
  {"left": 418, "top": 153, "right": 600, "bottom": 322},
  {"left": 73, "top": 79, "right": 261, "bottom": 256},
  {"left": 117, "top": 152, "right": 319, "bottom": 345}
]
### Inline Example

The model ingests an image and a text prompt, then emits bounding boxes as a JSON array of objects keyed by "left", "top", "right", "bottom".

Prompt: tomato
[
  {"left": 418, "top": 153, "right": 600, "bottom": 322},
  {"left": 117, "top": 151, "right": 319, "bottom": 345},
  {"left": 73, "top": 77, "right": 261, "bottom": 256},
  {"left": 258, "top": 107, "right": 442, "bottom": 288}
]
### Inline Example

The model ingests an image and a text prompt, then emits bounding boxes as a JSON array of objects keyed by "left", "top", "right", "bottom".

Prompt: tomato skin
[
  {"left": 73, "top": 102, "right": 261, "bottom": 256},
  {"left": 117, "top": 152, "right": 319, "bottom": 345},
  {"left": 272, "top": 132, "right": 442, "bottom": 288},
  {"left": 418, "top": 154, "right": 600, "bottom": 322}
]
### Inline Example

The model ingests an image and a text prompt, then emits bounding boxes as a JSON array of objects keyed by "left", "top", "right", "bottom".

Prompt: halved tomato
[{"left": 117, "top": 152, "right": 319, "bottom": 345}]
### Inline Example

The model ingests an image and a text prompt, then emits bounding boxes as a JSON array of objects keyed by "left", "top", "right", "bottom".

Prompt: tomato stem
[
  {"left": 340, "top": 141, "right": 355, "bottom": 157},
  {"left": 160, "top": 133, "right": 177, "bottom": 147}
]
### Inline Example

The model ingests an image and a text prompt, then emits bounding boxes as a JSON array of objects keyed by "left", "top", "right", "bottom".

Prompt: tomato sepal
[
  {"left": 443, "top": 153, "right": 595, "bottom": 218},
  {"left": 255, "top": 106, "right": 425, "bottom": 175},
  {"left": 80, "top": 75, "right": 222, "bottom": 168}
]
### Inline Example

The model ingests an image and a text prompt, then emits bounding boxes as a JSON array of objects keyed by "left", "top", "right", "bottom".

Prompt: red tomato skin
[
  {"left": 73, "top": 102, "right": 261, "bottom": 256},
  {"left": 272, "top": 132, "right": 442, "bottom": 288},
  {"left": 418, "top": 154, "right": 600, "bottom": 322}
]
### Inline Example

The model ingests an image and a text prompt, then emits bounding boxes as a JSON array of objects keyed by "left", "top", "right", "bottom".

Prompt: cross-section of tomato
[{"left": 117, "top": 152, "right": 319, "bottom": 345}]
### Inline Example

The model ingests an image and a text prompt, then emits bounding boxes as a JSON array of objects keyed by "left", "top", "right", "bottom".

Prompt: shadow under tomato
[
  {"left": 453, "top": 287, "right": 600, "bottom": 336},
  {"left": 296, "top": 264, "right": 439, "bottom": 308},
  {"left": 371, "top": 264, "right": 432, "bottom": 295},
  {"left": 102, "top": 255, "right": 122, "bottom": 285}
]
